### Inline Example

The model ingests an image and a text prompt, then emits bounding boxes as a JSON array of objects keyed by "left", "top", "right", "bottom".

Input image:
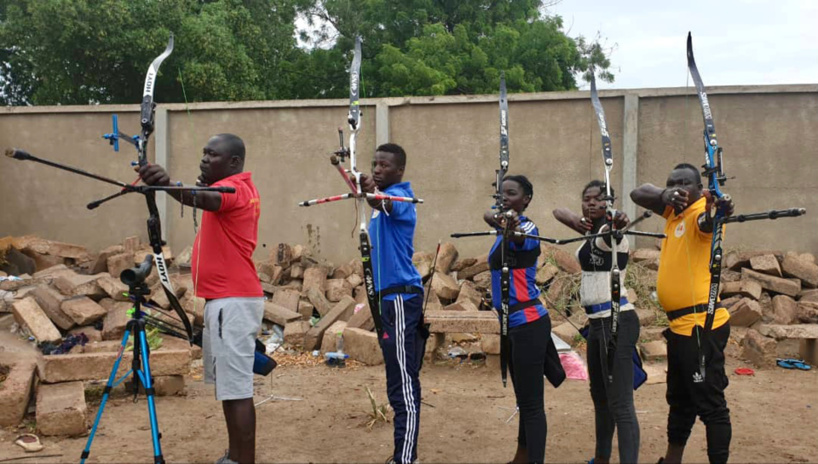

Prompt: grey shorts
[{"left": 202, "top": 297, "right": 264, "bottom": 401}]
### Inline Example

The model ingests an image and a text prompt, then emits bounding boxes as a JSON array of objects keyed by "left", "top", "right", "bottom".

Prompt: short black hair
[
  {"left": 376, "top": 143, "right": 406, "bottom": 168},
  {"left": 503, "top": 175, "right": 533, "bottom": 199},
  {"left": 582, "top": 179, "right": 614, "bottom": 199},
  {"left": 673, "top": 163, "right": 702, "bottom": 184},
  {"left": 215, "top": 133, "right": 246, "bottom": 160}
]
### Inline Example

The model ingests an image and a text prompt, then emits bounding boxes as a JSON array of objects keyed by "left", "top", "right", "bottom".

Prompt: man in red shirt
[{"left": 138, "top": 133, "right": 263, "bottom": 464}]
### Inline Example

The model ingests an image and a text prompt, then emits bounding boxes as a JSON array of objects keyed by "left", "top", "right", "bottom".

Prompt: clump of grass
[
  {"left": 541, "top": 255, "right": 559, "bottom": 268},
  {"left": 544, "top": 273, "right": 582, "bottom": 315},
  {"left": 364, "top": 386, "right": 391, "bottom": 430},
  {"left": 85, "top": 384, "right": 105, "bottom": 405},
  {"left": 654, "top": 311, "right": 669, "bottom": 327},
  {"left": 21, "top": 417, "right": 37, "bottom": 434},
  {"left": 125, "top": 326, "right": 163, "bottom": 352}
]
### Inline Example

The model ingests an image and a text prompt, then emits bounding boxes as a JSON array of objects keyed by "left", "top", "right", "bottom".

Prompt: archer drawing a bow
[
  {"left": 297, "top": 36, "right": 423, "bottom": 340},
  {"left": 5, "top": 33, "right": 232, "bottom": 345},
  {"left": 587, "top": 70, "right": 666, "bottom": 383},
  {"left": 500, "top": 70, "right": 665, "bottom": 384},
  {"left": 450, "top": 75, "right": 515, "bottom": 386}
]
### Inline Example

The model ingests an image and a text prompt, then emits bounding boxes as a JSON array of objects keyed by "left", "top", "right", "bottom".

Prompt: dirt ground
[{"left": 1, "top": 332, "right": 816, "bottom": 464}]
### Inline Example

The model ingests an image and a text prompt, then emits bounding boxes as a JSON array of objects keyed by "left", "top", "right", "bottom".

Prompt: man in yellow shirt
[{"left": 631, "top": 163, "right": 735, "bottom": 464}]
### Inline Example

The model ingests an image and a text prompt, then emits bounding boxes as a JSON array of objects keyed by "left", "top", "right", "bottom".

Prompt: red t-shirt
[{"left": 191, "top": 172, "right": 263, "bottom": 299}]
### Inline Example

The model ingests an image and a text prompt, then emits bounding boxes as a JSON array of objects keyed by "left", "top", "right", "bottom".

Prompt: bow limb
[
  {"left": 145, "top": 190, "right": 195, "bottom": 344},
  {"left": 589, "top": 70, "right": 622, "bottom": 384},
  {"left": 139, "top": 33, "right": 174, "bottom": 166}
]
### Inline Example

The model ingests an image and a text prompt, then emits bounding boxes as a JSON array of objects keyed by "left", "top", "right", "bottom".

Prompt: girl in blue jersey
[
  {"left": 553, "top": 180, "right": 638, "bottom": 464},
  {"left": 483, "top": 175, "right": 552, "bottom": 464}
]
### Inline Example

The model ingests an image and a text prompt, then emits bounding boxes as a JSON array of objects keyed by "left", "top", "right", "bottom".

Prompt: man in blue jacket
[{"left": 360, "top": 143, "right": 425, "bottom": 464}]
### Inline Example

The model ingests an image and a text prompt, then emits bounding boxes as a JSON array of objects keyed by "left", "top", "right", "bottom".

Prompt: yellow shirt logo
[{"left": 674, "top": 221, "right": 686, "bottom": 238}]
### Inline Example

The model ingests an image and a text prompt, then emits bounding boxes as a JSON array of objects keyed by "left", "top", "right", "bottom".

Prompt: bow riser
[{"left": 702, "top": 132, "right": 726, "bottom": 200}]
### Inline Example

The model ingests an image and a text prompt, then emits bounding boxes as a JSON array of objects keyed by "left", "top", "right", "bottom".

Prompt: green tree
[
  {"left": 298, "top": 0, "right": 614, "bottom": 97},
  {"left": 0, "top": 0, "right": 304, "bottom": 105},
  {"left": 0, "top": 0, "right": 613, "bottom": 105}
]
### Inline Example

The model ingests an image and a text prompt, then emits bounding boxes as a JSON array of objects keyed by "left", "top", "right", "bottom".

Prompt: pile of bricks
[
  {"left": 0, "top": 235, "right": 196, "bottom": 435},
  {"left": 262, "top": 241, "right": 595, "bottom": 364},
  {"left": 712, "top": 250, "right": 818, "bottom": 367},
  {"left": 4, "top": 233, "right": 816, "bottom": 434},
  {"left": 257, "top": 243, "right": 382, "bottom": 365},
  {"left": 257, "top": 242, "right": 503, "bottom": 364},
  {"left": 619, "top": 248, "right": 818, "bottom": 366},
  {"left": 264, "top": 241, "right": 818, "bottom": 370}
]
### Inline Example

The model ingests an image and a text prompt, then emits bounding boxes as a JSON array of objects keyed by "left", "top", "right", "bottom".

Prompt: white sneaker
[{"left": 215, "top": 450, "right": 238, "bottom": 464}]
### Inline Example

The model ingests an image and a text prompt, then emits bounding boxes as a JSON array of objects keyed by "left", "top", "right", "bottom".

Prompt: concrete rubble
[
  {"left": 2, "top": 234, "right": 818, "bottom": 435},
  {"left": 0, "top": 235, "right": 196, "bottom": 436}
]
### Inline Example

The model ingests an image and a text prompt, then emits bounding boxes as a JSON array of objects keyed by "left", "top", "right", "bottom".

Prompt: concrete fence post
[
  {"left": 622, "top": 93, "right": 639, "bottom": 221},
  {"left": 155, "top": 107, "right": 169, "bottom": 241},
  {"left": 375, "top": 101, "right": 390, "bottom": 147}
]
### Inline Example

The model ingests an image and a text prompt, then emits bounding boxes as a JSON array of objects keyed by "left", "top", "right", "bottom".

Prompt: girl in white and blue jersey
[{"left": 553, "top": 180, "right": 640, "bottom": 464}]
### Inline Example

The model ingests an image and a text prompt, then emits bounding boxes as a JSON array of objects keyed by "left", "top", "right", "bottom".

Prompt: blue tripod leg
[
  {"left": 80, "top": 329, "right": 132, "bottom": 464},
  {"left": 136, "top": 324, "right": 165, "bottom": 463}
]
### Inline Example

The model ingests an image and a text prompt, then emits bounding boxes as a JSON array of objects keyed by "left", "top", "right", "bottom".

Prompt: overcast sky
[{"left": 551, "top": 0, "right": 818, "bottom": 90}]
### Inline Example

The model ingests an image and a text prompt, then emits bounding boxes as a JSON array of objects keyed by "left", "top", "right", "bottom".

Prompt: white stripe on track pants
[{"left": 380, "top": 294, "right": 426, "bottom": 464}]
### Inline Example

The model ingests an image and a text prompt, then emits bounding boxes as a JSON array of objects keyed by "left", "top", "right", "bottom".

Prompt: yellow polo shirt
[{"left": 657, "top": 197, "right": 729, "bottom": 336}]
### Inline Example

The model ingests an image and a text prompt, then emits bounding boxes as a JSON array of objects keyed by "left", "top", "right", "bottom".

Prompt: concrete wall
[
  {"left": 2, "top": 84, "right": 816, "bottom": 264},
  {"left": 0, "top": 108, "right": 150, "bottom": 249}
]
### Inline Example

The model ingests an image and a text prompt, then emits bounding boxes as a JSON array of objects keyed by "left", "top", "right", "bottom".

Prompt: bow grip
[{"left": 715, "top": 193, "right": 731, "bottom": 215}]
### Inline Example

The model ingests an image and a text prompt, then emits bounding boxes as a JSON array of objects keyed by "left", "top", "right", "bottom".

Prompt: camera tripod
[{"left": 81, "top": 256, "right": 167, "bottom": 464}]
